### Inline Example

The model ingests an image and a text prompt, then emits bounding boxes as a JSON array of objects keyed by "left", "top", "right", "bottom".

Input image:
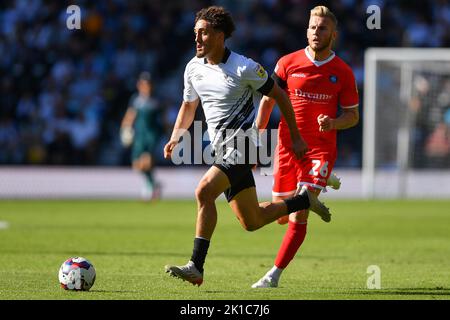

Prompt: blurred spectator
[
  {"left": 425, "top": 122, "right": 450, "bottom": 167},
  {"left": 0, "top": 0, "right": 449, "bottom": 167},
  {"left": 0, "top": 115, "right": 22, "bottom": 163}
]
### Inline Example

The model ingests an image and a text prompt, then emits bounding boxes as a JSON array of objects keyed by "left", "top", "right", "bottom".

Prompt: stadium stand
[{"left": 1, "top": 0, "right": 449, "bottom": 168}]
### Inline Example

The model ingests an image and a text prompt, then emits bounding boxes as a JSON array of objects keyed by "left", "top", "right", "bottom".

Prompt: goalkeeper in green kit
[{"left": 121, "top": 71, "right": 163, "bottom": 200}]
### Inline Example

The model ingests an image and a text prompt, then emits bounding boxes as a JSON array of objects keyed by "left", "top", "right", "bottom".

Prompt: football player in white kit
[{"left": 163, "top": 6, "right": 330, "bottom": 286}]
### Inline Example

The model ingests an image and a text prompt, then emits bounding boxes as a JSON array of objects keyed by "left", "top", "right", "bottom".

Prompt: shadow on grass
[{"left": 89, "top": 289, "right": 140, "bottom": 294}]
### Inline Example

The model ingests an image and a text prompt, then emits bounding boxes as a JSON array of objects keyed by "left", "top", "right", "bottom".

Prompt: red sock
[{"left": 274, "top": 221, "right": 307, "bottom": 269}]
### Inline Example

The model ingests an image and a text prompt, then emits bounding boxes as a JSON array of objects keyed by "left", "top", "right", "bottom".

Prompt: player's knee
[
  {"left": 140, "top": 162, "right": 151, "bottom": 171},
  {"left": 138, "top": 155, "right": 152, "bottom": 171},
  {"left": 277, "top": 215, "right": 289, "bottom": 225},
  {"left": 241, "top": 221, "right": 259, "bottom": 232},
  {"left": 143, "top": 155, "right": 153, "bottom": 170},
  {"left": 239, "top": 215, "right": 261, "bottom": 232},
  {"left": 195, "top": 181, "right": 215, "bottom": 203}
]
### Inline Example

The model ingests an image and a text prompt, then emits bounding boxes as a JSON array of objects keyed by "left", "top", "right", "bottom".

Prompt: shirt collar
[
  {"left": 203, "top": 47, "right": 231, "bottom": 64},
  {"left": 221, "top": 47, "right": 231, "bottom": 63},
  {"left": 305, "top": 46, "right": 335, "bottom": 67}
]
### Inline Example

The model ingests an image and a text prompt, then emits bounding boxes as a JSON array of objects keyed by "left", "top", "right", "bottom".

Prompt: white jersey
[{"left": 183, "top": 48, "right": 274, "bottom": 154}]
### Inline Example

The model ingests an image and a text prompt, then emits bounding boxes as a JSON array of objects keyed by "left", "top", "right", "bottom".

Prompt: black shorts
[
  {"left": 212, "top": 138, "right": 258, "bottom": 202},
  {"left": 214, "top": 162, "right": 255, "bottom": 202}
]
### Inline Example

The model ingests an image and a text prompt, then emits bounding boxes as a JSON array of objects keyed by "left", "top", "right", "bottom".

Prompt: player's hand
[
  {"left": 317, "top": 114, "right": 335, "bottom": 132},
  {"left": 120, "top": 127, "right": 134, "bottom": 147},
  {"left": 163, "top": 140, "right": 178, "bottom": 159},
  {"left": 291, "top": 137, "right": 308, "bottom": 160}
]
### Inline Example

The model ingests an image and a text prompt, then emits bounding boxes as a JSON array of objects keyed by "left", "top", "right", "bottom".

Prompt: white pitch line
[{"left": 0, "top": 221, "right": 9, "bottom": 230}]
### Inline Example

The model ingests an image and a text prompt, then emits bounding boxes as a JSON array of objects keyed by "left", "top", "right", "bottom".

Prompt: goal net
[{"left": 363, "top": 48, "right": 450, "bottom": 198}]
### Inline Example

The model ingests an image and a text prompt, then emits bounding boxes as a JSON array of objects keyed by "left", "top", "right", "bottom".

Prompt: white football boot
[
  {"left": 299, "top": 186, "right": 331, "bottom": 223},
  {"left": 251, "top": 276, "right": 278, "bottom": 288},
  {"left": 326, "top": 172, "right": 341, "bottom": 190},
  {"left": 165, "top": 261, "right": 203, "bottom": 286}
]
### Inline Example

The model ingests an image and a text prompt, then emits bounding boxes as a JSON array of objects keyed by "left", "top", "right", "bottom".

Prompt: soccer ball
[{"left": 58, "top": 257, "right": 96, "bottom": 291}]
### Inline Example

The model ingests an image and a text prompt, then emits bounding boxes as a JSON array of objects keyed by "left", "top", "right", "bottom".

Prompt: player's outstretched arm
[
  {"left": 120, "top": 107, "right": 137, "bottom": 147},
  {"left": 256, "top": 95, "right": 276, "bottom": 131},
  {"left": 266, "top": 83, "right": 307, "bottom": 159},
  {"left": 164, "top": 99, "right": 199, "bottom": 159}
]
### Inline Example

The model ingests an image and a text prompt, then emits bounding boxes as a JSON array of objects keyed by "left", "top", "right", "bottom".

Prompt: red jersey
[{"left": 274, "top": 47, "right": 359, "bottom": 150}]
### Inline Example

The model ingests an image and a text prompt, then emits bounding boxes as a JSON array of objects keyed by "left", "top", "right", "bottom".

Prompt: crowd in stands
[{"left": 1, "top": 0, "right": 449, "bottom": 168}]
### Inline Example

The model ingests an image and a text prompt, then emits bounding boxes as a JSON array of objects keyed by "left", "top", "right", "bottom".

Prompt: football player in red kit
[{"left": 252, "top": 5, "right": 359, "bottom": 288}]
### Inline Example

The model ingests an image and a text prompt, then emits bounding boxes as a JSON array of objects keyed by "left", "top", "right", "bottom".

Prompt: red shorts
[{"left": 272, "top": 143, "right": 336, "bottom": 196}]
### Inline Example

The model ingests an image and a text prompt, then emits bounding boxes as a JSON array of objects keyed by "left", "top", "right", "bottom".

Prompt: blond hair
[{"left": 310, "top": 6, "right": 338, "bottom": 27}]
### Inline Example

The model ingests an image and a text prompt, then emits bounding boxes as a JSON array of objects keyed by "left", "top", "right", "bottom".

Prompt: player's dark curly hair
[{"left": 195, "top": 6, "right": 235, "bottom": 39}]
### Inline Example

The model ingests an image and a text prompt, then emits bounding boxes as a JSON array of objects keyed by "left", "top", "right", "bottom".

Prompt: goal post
[{"left": 363, "top": 48, "right": 450, "bottom": 198}]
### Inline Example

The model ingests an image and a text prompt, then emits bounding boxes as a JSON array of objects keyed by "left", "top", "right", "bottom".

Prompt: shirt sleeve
[
  {"left": 272, "top": 58, "right": 287, "bottom": 89},
  {"left": 183, "top": 63, "right": 199, "bottom": 102},
  {"left": 243, "top": 58, "right": 274, "bottom": 96},
  {"left": 340, "top": 68, "right": 359, "bottom": 108}
]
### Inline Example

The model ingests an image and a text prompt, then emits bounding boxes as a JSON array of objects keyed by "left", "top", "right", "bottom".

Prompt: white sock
[{"left": 266, "top": 265, "right": 283, "bottom": 281}]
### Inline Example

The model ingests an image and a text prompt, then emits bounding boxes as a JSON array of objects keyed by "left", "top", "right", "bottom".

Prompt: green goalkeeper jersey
[{"left": 129, "top": 93, "right": 162, "bottom": 158}]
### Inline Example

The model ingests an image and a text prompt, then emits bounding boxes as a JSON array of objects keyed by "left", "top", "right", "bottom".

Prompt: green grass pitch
[{"left": 0, "top": 199, "right": 449, "bottom": 300}]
